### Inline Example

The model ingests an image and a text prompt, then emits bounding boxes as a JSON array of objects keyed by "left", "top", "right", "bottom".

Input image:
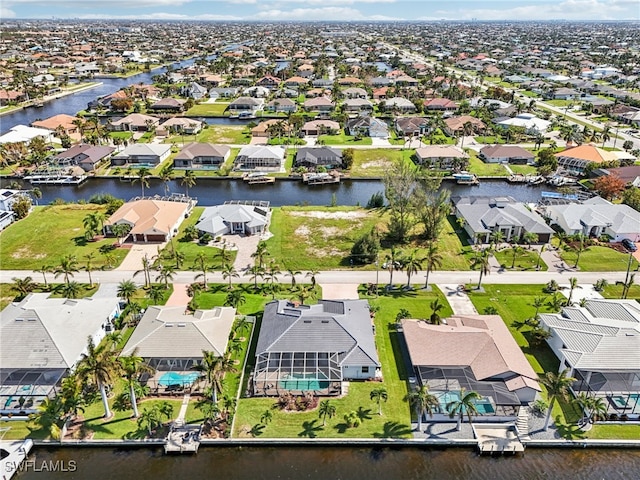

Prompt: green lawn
[
  {"left": 0, "top": 205, "right": 129, "bottom": 270},
  {"left": 154, "top": 207, "right": 237, "bottom": 271},
  {"left": 163, "top": 125, "right": 250, "bottom": 145},
  {"left": 232, "top": 288, "right": 434, "bottom": 438},
  {"left": 318, "top": 133, "right": 372, "bottom": 145},
  {"left": 601, "top": 283, "right": 640, "bottom": 300},
  {"left": 473, "top": 135, "right": 505, "bottom": 144},
  {"left": 509, "top": 164, "right": 538, "bottom": 175},
  {"left": 350, "top": 149, "right": 416, "bottom": 177},
  {"left": 493, "top": 248, "right": 548, "bottom": 271},
  {"left": 559, "top": 245, "right": 639, "bottom": 272},
  {"left": 467, "top": 153, "right": 508, "bottom": 177},
  {"left": 185, "top": 103, "right": 230, "bottom": 116}
]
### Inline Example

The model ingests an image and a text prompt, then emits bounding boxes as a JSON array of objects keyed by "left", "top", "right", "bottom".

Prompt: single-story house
[
  {"left": 196, "top": 202, "right": 270, "bottom": 237},
  {"left": 253, "top": 299, "right": 381, "bottom": 396},
  {"left": 251, "top": 119, "right": 293, "bottom": 138},
  {"left": 548, "top": 87, "right": 580, "bottom": 100},
  {"left": 414, "top": 145, "right": 469, "bottom": 170},
  {"left": 234, "top": 145, "right": 286, "bottom": 171},
  {"left": 303, "top": 96, "right": 335, "bottom": 112},
  {"left": 540, "top": 299, "right": 640, "bottom": 409},
  {"left": 343, "top": 87, "right": 368, "bottom": 99},
  {"left": 148, "top": 98, "right": 186, "bottom": 112},
  {"left": 343, "top": 98, "right": 374, "bottom": 113},
  {"left": 111, "top": 143, "right": 172, "bottom": 166},
  {"left": 381, "top": 97, "right": 416, "bottom": 113},
  {"left": 0, "top": 125, "right": 54, "bottom": 145},
  {"left": 496, "top": 113, "right": 550, "bottom": 134},
  {"left": 104, "top": 198, "right": 194, "bottom": 243},
  {"left": 443, "top": 116, "right": 486, "bottom": 136},
  {"left": 345, "top": 116, "right": 389, "bottom": 138},
  {"left": 243, "top": 86, "right": 271, "bottom": 98},
  {"left": 158, "top": 117, "right": 203, "bottom": 135},
  {"left": 256, "top": 75, "right": 281, "bottom": 88},
  {"left": 182, "top": 81, "right": 208, "bottom": 100},
  {"left": 479, "top": 145, "right": 535, "bottom": 165},
  {"left": 424, "top": 98, "right": 457, "bottom": 111},
  {"left": 300, "top": 120, "right": 340, "bottom": 136},
  {"left": 109, "top": 113, "right": 160, "bottom": 132},
  {"left": 395, "top": 117, "right": 430, "bottom": 136},
  {"left": 173, "top": 143, "right": 230, "bottom": 170},
  {"left": 542, "top": 197, "right": 640, "bottom": 242},
  {"left": 53, "top": 144, "right": 115, "bottom": 171},
  {"left": 592, "top": 165, "right": 640, "bottom": 188},
  {"left": 454, "top": 196, "right": 554, "bottom": 244},
  {"left": 121, "top": 306, "right": 236, "bottom": 388},
  {"left": 554, "top": 145, "right": 620, "bottom": 175},
  {"left": 209, "top": 87, "right": 239, "bottom": 99},
  {"left": 402, "top": 316, "right": 540, "bottom": 420},
  {"left": 228, "top": 97, "right": 264, "bottom": 113},
  {"left": 295, "top": 147, "right": 343, "bottom": 169},
  {"left": 31, "top": 114, "right": 81, "bottom": 139},
  {"left": 265, "top": 98, "right": 297, "bottom": 113},
  {"left": 0, "top": 293, "right": 120, "bottom": 413}
]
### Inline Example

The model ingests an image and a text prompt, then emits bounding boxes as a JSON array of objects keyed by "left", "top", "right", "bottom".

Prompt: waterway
[
  {"left": 16, "top": 445, "right": 640, "bottom": 480},
  {"left": 1, "top": 178, "right": 550, "bottom": 207}
]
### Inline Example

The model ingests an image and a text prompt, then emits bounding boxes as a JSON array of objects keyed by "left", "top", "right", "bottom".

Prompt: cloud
[
  {"left": 1, "top": 6, "right": 17, "bottom": 17},
  {"left": 253, "top": 6, "right": 402, "bottom": 20},
  {"left": 73, "top": 12, "right": 242, "bottom": 20},
  {"left": 5, "top": 0, "right": 193, "bottom": 7}
]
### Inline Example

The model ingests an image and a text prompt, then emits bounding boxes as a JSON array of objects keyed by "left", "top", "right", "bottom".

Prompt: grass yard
[
  {"left": 154, "top": 207, "right": 237, "bottom": 271},
  {"left": 0, "top": 205, "right": 129, "bottom": 270},
  {"left": 601, "top": 284, "right": 640, "bottom": 300},
  {"left": 232, "top": 289, "right": 429, "bottom": 438},
  {"left": 350, "top": 149, "right": 416, "bottom": 177},
  {"left": 493, "top": 247, "right": 548, "bottom": 271},
  {"left": 558, "top": 245, "right": 639, "bottom": 272},
  {"left": 185, "top": 103, "right": 230, "bottom": 116},
  {"left": 318, "top": 133, "right": 372, "bottom": 145},
  {"left": 163, "top": 125, "right": 250, "bottom": 145},
  {"left": 508, "top": 164, "right": 538, "bottom": 175},
  {"left": 467, "top": 154, "right": 509, "bottom": 177}
]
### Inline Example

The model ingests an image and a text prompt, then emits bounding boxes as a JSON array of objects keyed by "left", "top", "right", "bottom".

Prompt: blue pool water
[
  {"left": 434, "top": 391, "right": 496, "bottom": 414},
  {"left": 158, "top": 372, "right": 200, "bottom": 387},
  {"left": 279, "top": 374, "right": 330, "bottom": 391}
]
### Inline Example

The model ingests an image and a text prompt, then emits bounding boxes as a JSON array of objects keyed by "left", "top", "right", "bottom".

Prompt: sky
[{"left": 2, "top": 0, "right": 639, "bottom": 22}]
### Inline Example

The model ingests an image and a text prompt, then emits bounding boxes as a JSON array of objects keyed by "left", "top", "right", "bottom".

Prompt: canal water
[
  {"left": 16, "top": 445, "right": 640, "bottom": 480},
  {"left": 1, "top": 178, "right": 550, "bottom": 207}
]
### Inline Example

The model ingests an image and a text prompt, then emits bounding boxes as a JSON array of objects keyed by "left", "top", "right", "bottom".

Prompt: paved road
[{"left": 2, "top": 267, "right": 633, "bottom": 287}]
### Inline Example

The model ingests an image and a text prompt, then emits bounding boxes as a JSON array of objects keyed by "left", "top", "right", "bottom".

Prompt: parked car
[{"left": 622, "top": 238, "right": 637, "bottom": 252}]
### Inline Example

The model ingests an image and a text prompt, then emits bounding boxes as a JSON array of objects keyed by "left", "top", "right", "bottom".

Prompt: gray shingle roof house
[
  {"left": 454, "top": 196, "right": 553, "bottom": 244},
  {"left": 173, "top": 143, "right": 230, "bottom": 170},
  {"left": 479, "top": 145, "right": 535, "bottom": 165},
  {"left": 121, "top": 306, "right": 236, "bottom": 376},
  {"left": 395, "top": 117, "right": 429, "bottom": 136},
  {"left": 0, "top": 293, "right": 120, "bottom": 413},
  {"left": 196, "top": 202, "right": 269, "bottom": 237},
  {"left": 53, "top": 144, "right": 115, "bottom": 171},
  {"left": 252, "top": 299, "right": 381, "bottom": 396},
  {"left": 345, "top": 116, "right": 389, "bottom": 138},
  {"left": 228, "top": 96, "right": 264, "bottom": 113},
  {"left": 414, "top": 145, "right": 469, "bottom": 170},
  {"left": 540, "top": 299, "right": 640, "bottom": 409},
  {"left": 235, "top": 145, "right": 285, "bottom": 171},
  {"left": 295, "top": 147, "right": 343, "bottom": 169},
  {"left": 542, "top": 198, "right": 640, "bottom": 242},
  {"left": 111, "top": 143, "right": 172, "bottom": 166}
]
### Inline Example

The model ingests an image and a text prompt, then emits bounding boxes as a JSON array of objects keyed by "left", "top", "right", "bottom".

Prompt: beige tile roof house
[
  {"left": 402, "top": 316, "right": 540, "bottom": 415},
  {"left": 104, "top": 198, "right": 193, "bottom": 243}
]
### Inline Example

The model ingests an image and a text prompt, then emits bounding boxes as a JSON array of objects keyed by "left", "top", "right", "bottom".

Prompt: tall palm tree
[
  {"left": 510, "top": 243, "right": 524, "bottom": 269},
  {"left": 532, "top": 296, "right": 546, "bottom": 318},
  {"left": 55, "top": 255, "right": 79, "bottom": 285},
  {"left": 403, "top": 250, "right": 423, "bottom": 288},
  {"left": 621, "top": 273, "right": 635, "bottom": 300},
  {"left": 600, "top": 125, "right": 611, "bottom": 148},
  {"left": 522, "top": 231, "right": 538, "bottom": 250},
  {"left": 251, "top": 241, "right": 269, "bottom": 268},
  {"left": 155, "top": 265, "right": 176, "bottom": 289},
  {"left": 385, "top": 247, "right": 400, "bottom": 287},
  {"left": 59, "top": 280, "right": 82, "bottom": 299},
  {"left": 158, "top": 164, "right": 174, "bottom": 196},
  {"left": 285, "top": 267, "right": 301, "bottom": 289},
  {"left": 181, "top": 169, "right": 197, "bottom": 198},
  {"left": 306, "top": 269, "right": 320, "bottom": 288},
  {"left": 572, "top": 234, "right": 588, "bottom": 268},
  {"left": 318, "top": 399, "right": 336, "bottom": 426},
  {"left": 77, "top": 337, "right": 121, "bottom": 419},
  {"left": 117, "top": 280, "right": 138, "bottom": 304},
  {"left": 423, "top": 242, "right": 442, "bottom": 290},
  {"left": 119, "top": 349, "right": 154, "bottom": 418},
  {"left": 192, "top": 351, "right": 237, "bottom": 404},
  {"left": 370, "top": 387, "right": 388, "bottom": 416},
  {"left": 11, "top": 276, "right": 37, "bottom": 298},
  {"left": 134, "top": 254, "right": 153, "bottom": 288},
  {"left": 84, "top": 252, "right": 96, "bottom": 287},
  {"left": 539, "top": 368, "right": 576, "bottom": 431},
  {"left": 567, "top": 277, "right": 581, "bottom": 305},
  {"left": 132, "top": 167, "right": 151, "bottom": 197},
  {"left": 148, "top": 285, "right": 165, "bottom": 305},
  {"left": 35, "top": 264, "right": 52, "bottom": 289},
  {"left": 446, "top": 388, "right": 482, "bottom": 431},
  {"left": 247, "top": 265, "right": 265, "bottom": 291},
  {"left": 535, "top": 244, "right": 546, "bottom": 271},
  {"left": 193, "top": 252, "right": 210, "bottom": 286},
  {"left": 221, "top": 261, "right": 239, "bottom": 290},
  {"left": 404, "top": 385, "right": 439, "bottom": 432},
  {"left": 470, "top": 248, "right": 491, "bottom": 290},
  {"left": 225, "top": 288, "right": 246, "bottom": 309}
]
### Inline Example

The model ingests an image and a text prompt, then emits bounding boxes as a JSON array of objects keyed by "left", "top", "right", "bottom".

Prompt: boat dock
[
  {"left": 302, "top": 171, "right": 341, "bottom": 185},
  {"left": 24, "top": 174, "right": 87, "bottom": 185},
  {"left": 453, "top": 173, "right": 479, "bottom": 185},
  {"left": 242, "top": 172, "right": 276, "bottom": 185},
  {"left": 475, "top": 424, "right": 525, "bottom": 455},
  {"left": 164, "top": 423, "right": 202, "bottom": 454}
]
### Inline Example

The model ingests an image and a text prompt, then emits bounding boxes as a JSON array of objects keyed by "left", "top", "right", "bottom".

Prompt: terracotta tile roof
[
  {"left": 554, "top": 144, "right": 618, "bottom": 164},
  {"left": 106, "top": 199, "right": 189, "bottom": 236}
]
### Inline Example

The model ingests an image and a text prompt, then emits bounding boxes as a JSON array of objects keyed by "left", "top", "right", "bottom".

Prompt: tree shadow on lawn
[
  {"left": 555, "top": 419, "right": 586, "bottom": 440},
  {"left": 357, "top": 407, "right": 373, "bottom": 421},
  {"left": 373, "top": 421, "right": 413, "bottom": 438},
  {"left": 379, "top": 287, "right": 419, "bottom": 299},
  {"left": 446, "top": 215, "right": 473, "bottom": 247},
  {"left": 298, "top": 419, "right": 323, "bottom": 438},
  {"left": 333, "top": 422, "right": 350, "bottom": 434},
  {"left": 387, "top": 323, "right": 410, "bottom": 381},
  {"left": 73, "top": 235, "right": 88, "bottom": 247}
]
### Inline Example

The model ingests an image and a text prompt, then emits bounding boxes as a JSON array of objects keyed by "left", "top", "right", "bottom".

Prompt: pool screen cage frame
[{"left": 253, "top": 351, "right": 343, "bottom": 395}]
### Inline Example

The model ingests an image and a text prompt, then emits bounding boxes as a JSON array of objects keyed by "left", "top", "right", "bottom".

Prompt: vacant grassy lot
[
  {"left": 493, "top": 248, "right": 548, "bottom": 271},
  {"left": 508, "top": 164, "right": 538, "bottom": 175},
  {"left": 350, "top": 149, "right": 416, "bottom": 177},
  {"left": 559, "top": 245, "right": 639, "bottom": 272},
  {"left": 0, "top": 205, "right": 129, "bottom": 270},
  {"left": 163, "top": 125, "right": 250, "bottom": 145},
  {"left": 185, "top": 103, "right": 230, "bottom": 116},
  {"left": 467, "top": 153, "right": 508, "bottom": 177},
  {"left": 318, "top": 133, "right": 372, "bottom": 145}
]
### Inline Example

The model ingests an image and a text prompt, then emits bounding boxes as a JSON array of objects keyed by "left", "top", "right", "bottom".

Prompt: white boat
[{"left": 0, "top": 438, "right": 33, "bottom": 480}]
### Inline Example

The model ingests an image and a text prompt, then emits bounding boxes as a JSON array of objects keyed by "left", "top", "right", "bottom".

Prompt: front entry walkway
[
  {"left": 438, "top": 284, "right": 478, "bottom": 315},
  {"left": 320, "top": 283, "right": 360, "bottom": 300}
]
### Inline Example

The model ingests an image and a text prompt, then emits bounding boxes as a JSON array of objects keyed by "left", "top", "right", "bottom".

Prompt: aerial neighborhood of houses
[{"left": 0, "top": 20, "right": 639, "bottom": 455}]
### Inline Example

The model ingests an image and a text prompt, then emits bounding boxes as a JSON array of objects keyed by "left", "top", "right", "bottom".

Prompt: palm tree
[
  {"left": 84, "top": 252, "right": 96, "bottom": 287},
  {"left": 539, "top": 368, "right": 577, "bottom": 431},
  {"left": 155, "top": 265, "right": 176, "bottom": 288},
  {"left": 117, "top": 280, "right": 138, "bottom": 304},
  {"left": 181, "top": 169, "right": 197, "bottom": 198},
  {"left": 567, "top": 277, "right": 581, "bottom": 305},
  {"left": 318, "top": 399, "right": 336, "bottom": 426},
  {"left": 29, "top": 397, "right": 65, "bottom": 440},
  {"left": 221, "top": 262, "right": 239, "bottom": 290},
  {"left": 572, "top": 234, "right": 588, "bottom": 268},
  {"left": 251, "top": 241, "right": 269, "bottom": 268},
  {"left": 446, "top": 388, "right": 482, "bottom": 431},
  {"left": 55, "top": 254, "right": 78, "bottom": 285},
  {"left": 306, "top": 269, "right": 320, "bottom": 288},
  {"left": 404, "top": 385, "right": 439, "bottom": 432},
  {"left": 58, "top": 280, "right": 82, "bottom": 299},
  {"left": 470, "top": 248, "right": 491, "bottom": 290},
  {"left": 489, "top": 230, "right": 505, "bottom": 248},
  {"left": 192, "top": 351, "right": 237, "bottom": 404},
  {"left": 82, "top": 213, "right": 99, "bottom": 240},
  {"left": 134, "top": 254, "right": 153, "bottom": 288},
  {"left": 35, "top": 264, "right": 52, "bottom": 289},
  {"left": 370, "top": 387, "right": 388, "bottom": 415},
  {"left": 295, "top": 285, "right": 313, "bottom": 305},
  {"left": 260, "top": 409, "right": 273, "bottom": 425},
  {"left": 429, "top": 298, "right": 444, "bottom": 325},
  {"left": 403, "top": 250, "right": 423, "bottom": 288},
  {"left": 423, "top": 242, "right": 442, "bottom": 290},
  {"left": 193, "top": 251, "right": 210, "bottom": 286},
  {"left": 535, "top": 244, "right": 546, "bottom": 271},
  {"left": 132, "top": 167, "right": 151, "bottom": 197},
  {"left": 621, "top": 273, "right": 635, "bottom": 300},
  {"left": 385, "top": 247, "right": 400, "bottom": 287},
  {"left": 225, "top": 288, "right": 246, "bottom": 309},
  {"left": 77, "top": 337, "right": 121, "bottom": 419},
  {"left": 119, "top": 349, "right": 154, "bottom": 418},
  {"left": 148, "top": 284, "right": 165, "bottom": 305},
  {"left": 111, "top": 223, "right": 131, "bottom": 245},
  {"left": 247, "top": 265, "right": 265, "bottom": 291},
  {"left": 532, "top": 296, "right": 546, "bottom": 318},
  {"left": 158, "top": 164, "right": 174, "bottom": 196},
  {"left": 11, "top": 276, "right": 37, "bottom": 298},
  {"left": 522, "top": 231, "right": 538, "bottom": 250},
  {"left": 509, "top": 243, "right": 524, "bottom": 269},
  {"left": 547, "top": 292, "right": 566, "bottom": 313},
  {"left": 600, "top": 125, "right": 611, "bottom": 148},
  {"left": 285, "top": 268, "right": 301, "bottom": 289}
]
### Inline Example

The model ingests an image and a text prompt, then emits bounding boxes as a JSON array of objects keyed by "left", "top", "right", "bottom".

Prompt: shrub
[
  {"left": 350, "top": 228, "right": 380, "bottom": 264},
  {"left": 366, "top": 191, "right": 385, "bottom": 209}
]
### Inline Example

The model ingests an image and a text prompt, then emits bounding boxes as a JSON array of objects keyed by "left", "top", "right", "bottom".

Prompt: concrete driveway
[{"left": 116, "top": 242, "right": 165, "bottom": 272}]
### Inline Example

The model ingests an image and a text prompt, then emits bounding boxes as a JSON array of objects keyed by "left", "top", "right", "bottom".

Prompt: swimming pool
[
  {"left": 279, "top": 374, "right": 330, "bottom": 391},
  {"left": 158, "top": 372, "right": 200, "bottom": 387},
  {"left": 434, "top": 391, "right": 496, "bottom": 415}
]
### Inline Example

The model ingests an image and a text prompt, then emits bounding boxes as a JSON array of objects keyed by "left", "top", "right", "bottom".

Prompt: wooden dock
[
  {"left": 164, "top": 423, "right": 202, "bottom": 454},
  {"left": 302, "top": 172, "right": 341, "bottom": 185},
  {"left": 243, "top": 173, "right": 276, "bottom": 185},
  {"left": 475, "top": 424, "right": 525, "bottom": 455}
]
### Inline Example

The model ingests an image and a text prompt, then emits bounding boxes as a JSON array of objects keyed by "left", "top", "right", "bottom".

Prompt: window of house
[{"left": 362, "top": 366, "right": 369, "bottom": 374}]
